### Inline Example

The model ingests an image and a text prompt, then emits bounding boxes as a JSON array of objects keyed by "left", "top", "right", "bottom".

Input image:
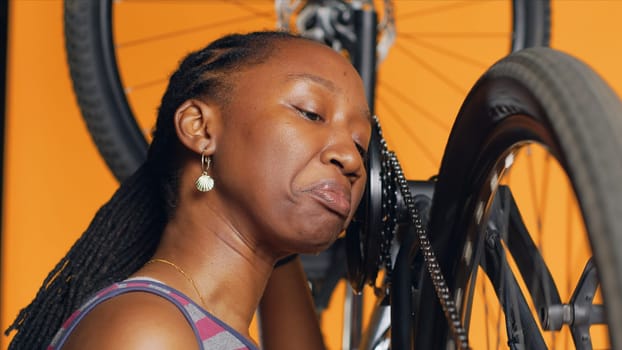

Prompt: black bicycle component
[
  {"left": 296, "top": 0, "right": 357, "bottom": 57},
  {"left": 296, "top": 0, "right": 376, "bottom": 101},
  {"left": 390, "top": 151, "right": 469, "bottom": 349},
  {"left": 414, "top": 47, "right": 622, "bottom": 349},
  {"left": 350, "top": 7, "right": 378, "bottom": 113},
  {"left": 493, "top": 188, "right": 608, "bottom": 348},
  {"left": 345, "top": 118, "right": 384, "bottom": 293},
  {"left": 390, "top": 224, "right": 416, "bottom": 350},
  {"left": 480, "top": 190, "right": 548, "bottom": 348},
  {"left": 511, "top": 0, "right": 551, "bottom": 50},
  {"left": 568, "top": 259, "right": 604, "bottom": 348},
  {"left": 501, "top": 187, "right": 562, "bottom": 324},
  {"left": 540, "top": 258, "right": 605, "bottom": 348},
  {"left": 390, "top": 191, "right": 432, "bottom": 350}
]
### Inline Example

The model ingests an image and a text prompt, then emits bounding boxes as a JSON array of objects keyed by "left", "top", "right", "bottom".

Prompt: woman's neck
[{"left": 146, "top": 200, "right": 276, "bottom": 337}]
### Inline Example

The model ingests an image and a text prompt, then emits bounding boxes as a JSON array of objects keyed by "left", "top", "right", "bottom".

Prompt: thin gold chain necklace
[{"left": 145, "top": 258, "right": 207, "bottom": 308}]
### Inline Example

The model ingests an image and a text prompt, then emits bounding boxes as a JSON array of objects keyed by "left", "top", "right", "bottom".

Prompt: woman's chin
[{"left": 294, "top": 229, "right": 341, "bottom": 255}]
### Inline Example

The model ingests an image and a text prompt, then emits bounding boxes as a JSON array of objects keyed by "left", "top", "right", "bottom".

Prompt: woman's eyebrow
[
  {"left": 286, "top": 72, "right": 339, "bottom": 93},
  {"left": 286, "top": 72, "right": 372, "bottom": 123}
]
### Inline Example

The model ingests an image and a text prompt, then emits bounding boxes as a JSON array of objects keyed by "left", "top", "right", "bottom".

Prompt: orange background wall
[{"left": 2, "top": 1, "right": 622, "bottom": 349}]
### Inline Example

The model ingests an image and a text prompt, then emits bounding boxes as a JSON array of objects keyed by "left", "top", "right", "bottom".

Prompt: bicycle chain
[{"left": 373, "top": 117, "right": 469, "bottom": 350}]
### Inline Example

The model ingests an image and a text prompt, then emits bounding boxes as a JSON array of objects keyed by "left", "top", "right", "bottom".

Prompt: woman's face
[{"left": 213, "top": 39, "right": 371, "bottom": 254}]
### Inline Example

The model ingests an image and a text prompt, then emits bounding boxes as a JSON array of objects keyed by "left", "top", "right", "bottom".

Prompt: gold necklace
[{"left": 145, "top": 258, "right": 207, "bottom": 308}]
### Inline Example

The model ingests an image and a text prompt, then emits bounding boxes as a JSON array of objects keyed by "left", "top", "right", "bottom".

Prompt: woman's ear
[{"left": 174, "top": 98, "right": 222, "bottom": 155}]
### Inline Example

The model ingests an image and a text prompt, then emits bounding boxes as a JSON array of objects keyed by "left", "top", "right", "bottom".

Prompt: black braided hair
[{"left": 5, "top": 30, "right": 306, "bottom": 349}]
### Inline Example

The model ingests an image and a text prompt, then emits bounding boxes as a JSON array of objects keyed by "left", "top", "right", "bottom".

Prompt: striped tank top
[{"left": 48, "top": 278, "right": 257, "bottom": 350}]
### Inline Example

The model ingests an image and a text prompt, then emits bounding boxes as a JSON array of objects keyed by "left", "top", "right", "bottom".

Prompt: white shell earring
[{"left": 195, "top": 151, "right": 214, "bottom": 192}]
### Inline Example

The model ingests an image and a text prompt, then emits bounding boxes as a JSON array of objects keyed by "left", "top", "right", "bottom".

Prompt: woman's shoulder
[{"left": 61, "top": 286, "right": 199, "bottom": 349}]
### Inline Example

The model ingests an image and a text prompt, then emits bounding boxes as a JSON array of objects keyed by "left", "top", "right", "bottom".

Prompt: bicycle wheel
[
  {"left": 413, "top": 47, "right": 622, "bottom": 349},
  {"left": 63, "top": 0, "right": 550, "bottom": 182}
]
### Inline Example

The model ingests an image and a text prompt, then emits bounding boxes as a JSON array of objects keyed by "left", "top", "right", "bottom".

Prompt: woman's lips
[{"left": 304, "top": 182, "right": 351, "bottom": 217}]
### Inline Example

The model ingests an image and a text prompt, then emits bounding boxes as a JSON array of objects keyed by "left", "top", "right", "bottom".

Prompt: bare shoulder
[{"left": 62, "top": 291, "right": 199, "bottom": 350}]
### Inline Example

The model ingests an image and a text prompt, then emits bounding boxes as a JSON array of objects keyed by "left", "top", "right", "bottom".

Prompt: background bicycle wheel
[
  {"left": 4, "top": 1, "right": 622, "bottom": 350},
  {"left": 65, "top": 0, "right": 548, "bottom": 182}
]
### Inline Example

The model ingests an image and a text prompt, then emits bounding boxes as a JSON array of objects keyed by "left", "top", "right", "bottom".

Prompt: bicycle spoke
[
  {"left": 398, "top": 35, "right": 498, "bottom": 69},
  {"left": 484, "top": 188, "right": 544, "bottom": 348},
  {"left": 116, "top": 14, "right": 270, "bottom": 49},
  {"left": 479, "top": 226, "right": 547, "bottom": 349},
  {"left": 393, "top": 42, "right": 469, "bottom": 96},
  {"left": 378, "top": 81, "right": 451, "bottom": 131},
  {"left": 398, "top": 1, "right": 482, "bottom": 20},
  {"left": 504, "top": 187, "right": 562, "bottom": 319},
  {"left": 376, "top": 96, "right": 441, "bottom": 168}
]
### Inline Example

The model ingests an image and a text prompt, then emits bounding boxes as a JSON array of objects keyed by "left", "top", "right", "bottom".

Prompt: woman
[{"left": 5, "top": 31, "right": 371, "bottom": 349}]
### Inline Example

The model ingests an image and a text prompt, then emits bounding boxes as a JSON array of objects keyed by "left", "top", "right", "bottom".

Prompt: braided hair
[{"left": 6, "top": 30, "right": 304, "bottom": 349}]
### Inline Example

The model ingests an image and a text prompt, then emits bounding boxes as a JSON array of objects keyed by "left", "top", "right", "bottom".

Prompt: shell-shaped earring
[{"left": 195, "top": 151, "right": 214, "bottom": 192}]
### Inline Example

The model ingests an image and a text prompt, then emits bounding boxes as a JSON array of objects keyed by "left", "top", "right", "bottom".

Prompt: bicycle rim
[
  {"left": 63, "top": 0, "right": 549, "bottom": 182},
  {"left": 415, "top": 47, "right": 622, "bottom": 349}
]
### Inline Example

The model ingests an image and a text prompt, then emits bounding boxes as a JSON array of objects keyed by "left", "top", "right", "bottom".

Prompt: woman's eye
[{"left": 296, "top": 107, "right": 323, "bottom": 122}]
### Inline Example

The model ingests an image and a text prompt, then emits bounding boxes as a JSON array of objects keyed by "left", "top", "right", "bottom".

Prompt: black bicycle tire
[
  {"left": 413, "top": 46, "right": 622, "bottom": 349},
  {"left": 512, "top": 0, "right": 551, "bottom": 51},
  {"left": 64, "top": 0, "right": 147, "bottom": 181},
  {"left": 63, "top": 0, "right": 550, "bottom": 183}
]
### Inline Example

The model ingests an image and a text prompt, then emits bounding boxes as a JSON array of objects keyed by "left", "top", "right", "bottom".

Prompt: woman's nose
[{"left": 320, "top": 135, "right": 365, "bottom": 182}]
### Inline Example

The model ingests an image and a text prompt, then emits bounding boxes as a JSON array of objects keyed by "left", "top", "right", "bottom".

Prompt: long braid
[
  {"left": 5, "top": 30, "right": 305, "bottom": 349},
  {"left": 5, "top": 164, "right": 164, "bottom": 348}
]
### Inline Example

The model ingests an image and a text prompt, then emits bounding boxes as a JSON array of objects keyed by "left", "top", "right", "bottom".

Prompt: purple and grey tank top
[{"left": 47, "top": 278, "right": 257, "bottom": 350}]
